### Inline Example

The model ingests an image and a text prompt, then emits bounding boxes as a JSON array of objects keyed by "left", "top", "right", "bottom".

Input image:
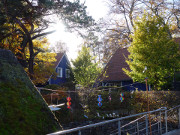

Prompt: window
[
  {"left": 31, "top": 0, "right": 38, "bottom": 6},
  {"left": 57, "top": 67, "right": 63, "bottom": 77},
  {"left": 65, "top": 69, "right": 70, "bottom": 78}
]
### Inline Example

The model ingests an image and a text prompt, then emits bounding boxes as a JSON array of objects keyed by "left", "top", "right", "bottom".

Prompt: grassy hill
[{"left": 0, "top": 49, "right": 61, "bottom": 135}]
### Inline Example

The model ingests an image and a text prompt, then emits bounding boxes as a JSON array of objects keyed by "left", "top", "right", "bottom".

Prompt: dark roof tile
[
  {"left": 53, "top": 53, "right": 64, "bottom": 69},
  {"left": 99, "top": 38, "right": 180, "bottom": 82},
  {"left": 101, "top": 47, "right": 131, "bottom": 82}
]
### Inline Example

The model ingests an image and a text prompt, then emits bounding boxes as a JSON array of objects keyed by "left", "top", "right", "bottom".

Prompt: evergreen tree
[
  {"left": 72, "top": 45, "right": 101, "bottom": 87},
  {"left": 123, "top": 14, "right": 179, "bottom": 90}
]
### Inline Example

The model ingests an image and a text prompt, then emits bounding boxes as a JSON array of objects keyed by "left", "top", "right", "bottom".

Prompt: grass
[{"left": 0, "top": 54, "right": 61, "bottom": 135}]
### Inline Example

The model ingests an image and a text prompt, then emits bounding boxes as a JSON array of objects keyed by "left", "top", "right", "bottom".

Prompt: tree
[
  {"left": 0, "top": 0, "right": 95, "bottom": 76},
  {"left": 0, "top": 23, "right": 22, "bottom": 56},
  {"left": 51, "top": 41, "right": 69, "bottom": 53},
  {"left": 83, "top": 32, "right": 103, "bottom": 63},
  {"left": 98, "top": 0, "right": 180, "bottom": 59},
  {"left": 24, "top": 38, "right": 57, "bottom": 85},
  {"left": 101, "top": 30, "right": 128, "bottom": 63},
  {"left": 123, "top": 13, "right": 179, "bottom": 90},
  {"left": 72, "top": 45, "right": 102, "bottom": 87}
]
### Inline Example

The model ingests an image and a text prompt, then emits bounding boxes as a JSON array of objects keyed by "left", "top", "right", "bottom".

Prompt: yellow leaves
[
  {"left": 36, "top": 52, "right": 56, "bottom": 64},
  {"left": 31, "top": 38, "right": 56, "bottom": 85},
  {"left": 170, "top": 25, "right": 178, "bottom": 31},
  {"left": 1, "top": 23, "right": 24, "bottom": 57},
  {"left": 33, "top": 38, "right": 49, "bottom": 48}
]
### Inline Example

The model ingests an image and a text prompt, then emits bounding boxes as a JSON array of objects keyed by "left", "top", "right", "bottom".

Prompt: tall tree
[
  {"left": 123, "top": 13, "right": 180, "bottom": 90},
  {"left": 0, "top": 0, "right": 95, "bottom": 76},
  {"left": 98, "top": 0, "right": 180, "bottom": 60},
  {"left": 51, "top": 41, "right": 68, "bottom": 53},
  {"left": 72, "top": 45, "right": 102, "bottom": 87},
  {"left": 83, "top": 32, "right": 103, "bottom": 63},
  {"left": 24, "top": 38, "right": 57, "bottom": 85}
]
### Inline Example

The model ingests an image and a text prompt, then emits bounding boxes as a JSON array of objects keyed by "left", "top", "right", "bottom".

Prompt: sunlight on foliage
[
  {"left": 123, "top": 13, "right": 180, "bottom": 90},
  {"left": 25, "top": 38, "right": 57, "bottom": 85},
  {"left": 72, "top": 45, "right": 102, "bottom": 87}
]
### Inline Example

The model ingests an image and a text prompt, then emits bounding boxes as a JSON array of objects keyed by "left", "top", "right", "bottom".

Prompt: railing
[{"left": 48, "top": 105, "right": 180, "bottom": 135}]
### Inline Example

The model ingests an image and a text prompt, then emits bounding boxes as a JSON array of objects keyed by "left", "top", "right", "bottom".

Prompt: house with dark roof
[
  {"left": 96, "top": 48, "right": 146, "bottom": 91},
  {"left": 48, "top": 53, "right": 72, "bottom": 85},
  {"left": 97, "top": 37, "right": 180, "bottom": 91}
]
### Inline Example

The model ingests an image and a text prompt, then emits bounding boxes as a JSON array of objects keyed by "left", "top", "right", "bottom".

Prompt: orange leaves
[
  {"left": 28, "top": 38, "right": 57, "bottom": 85},
  {"left": 1, "top": 23, "right": 23, "bottom": 57}
]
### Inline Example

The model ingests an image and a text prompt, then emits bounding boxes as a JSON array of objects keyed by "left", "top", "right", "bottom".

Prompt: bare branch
[{"left": 32, "top": 30, "right": 56, "bottom": 40}]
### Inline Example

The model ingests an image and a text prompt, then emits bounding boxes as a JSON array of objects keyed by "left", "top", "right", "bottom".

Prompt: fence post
[
  {"left": 159, "top": 111, "right": 162, "bottom": 135},
  {"left": 137, "top": 121, "right": 139, "bottom": 135},
  {"left": 118, "top": 120, "right": 121, "bottom": 135},
  {"left": 165, "top": 109, "right": 168, "bottom": 134},
  {"left": 178, "top": 107, "right": 180, "bottom": 129},
  {"left": 146, "top": 114, "right": 148, "bottom": 135},
  {"left": 78, "top": 130, "right": 81, "bottom": 135}
]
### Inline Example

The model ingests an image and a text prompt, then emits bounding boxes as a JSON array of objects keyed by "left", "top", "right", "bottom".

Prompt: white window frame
[
  {"left": 31, "top": 0, "right": 38, "bottom": 6},
  {"left": 65, "top": 69, "right": 70, "bottom": 78},
  {"left": 57, "top": 67, "right": 63, "bottom": 78}
]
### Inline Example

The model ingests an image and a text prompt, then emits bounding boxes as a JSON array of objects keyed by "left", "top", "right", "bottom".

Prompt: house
[
  {"left": 96, "top": 47, "right": 146, "bottom": 91},
  {"left": 48, "top": 53, "right": 72, "bottom": 85},
  {"left": 97, "top": 37, "right": 180, "bottom": 91}
]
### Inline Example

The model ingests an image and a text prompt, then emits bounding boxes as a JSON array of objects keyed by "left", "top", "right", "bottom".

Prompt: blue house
[
  {"left": 96, "top": 48, "right": 146, "bottom": 91},
  {"left": 48, "top": 53, "right": 72, "bottom": 85}
]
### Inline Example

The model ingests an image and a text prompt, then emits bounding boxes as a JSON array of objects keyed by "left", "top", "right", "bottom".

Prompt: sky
[{"left": 47, "top": 0, "right": 109, "bottom": 61}]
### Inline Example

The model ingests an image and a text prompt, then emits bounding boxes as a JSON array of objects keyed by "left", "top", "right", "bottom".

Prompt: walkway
[{"left": 163, "top": 129, "right": 180, "bottom": 135}]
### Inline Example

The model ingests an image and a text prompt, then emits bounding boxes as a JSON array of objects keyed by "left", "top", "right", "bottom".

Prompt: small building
[
  {"left": 48, "top": 53, "right": 72, "bottom": 85},
  {"left": 96, "top": 48, "right": 146, "bottom": 91}
]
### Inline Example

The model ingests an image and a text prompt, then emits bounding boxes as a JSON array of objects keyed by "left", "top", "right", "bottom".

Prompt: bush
[{"left": 76, "top": 88, "right": 180, "bottom": 120}]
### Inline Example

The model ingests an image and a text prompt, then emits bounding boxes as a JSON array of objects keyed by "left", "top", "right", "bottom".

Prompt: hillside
[{"left": 0, "top": 49, "right": 61, "bottom": 135}]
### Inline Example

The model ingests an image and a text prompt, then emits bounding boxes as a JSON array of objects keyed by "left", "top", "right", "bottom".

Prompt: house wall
[
  {"left": 121, "top": 80, "right": 146, "bottom": 91},
  {"left": 99, "top": 80, "right": 146, "bottom": 91},
  {"left": 49, "top": 55, "right": 70, "bottom": 85}
]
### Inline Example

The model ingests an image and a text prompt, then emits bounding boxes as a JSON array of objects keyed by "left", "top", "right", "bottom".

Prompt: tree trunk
[
  {"left": 14, "top": 18, "right": 35, "bottom": 77},
  {"left": 28, "top": 37, "right": 34, "bottom": 78}
]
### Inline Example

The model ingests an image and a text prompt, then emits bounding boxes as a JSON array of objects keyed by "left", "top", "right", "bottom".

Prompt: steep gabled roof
[
  {"left": 53, "top": 53, "right": 64, "bottom": 69},
  {"left": 102, "top": 47, "right": 131, "bottom": 82},
  {"left": 47, "top": 52, "right": 71, "bottom": 82},
  {"left": 100, "top": 37, "right": 180, "bottom": 82},
  {"left": 46, "top": 53, "right": 65, "bottom": 83}
]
